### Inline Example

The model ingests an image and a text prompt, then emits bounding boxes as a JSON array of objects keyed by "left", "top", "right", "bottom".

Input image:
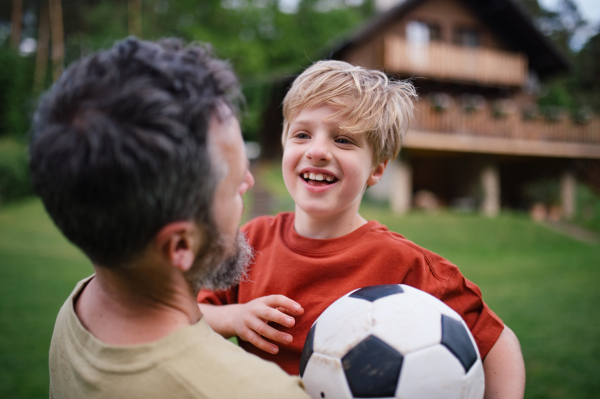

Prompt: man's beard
[{"left": 185, "top": 230, "right": 254, "bottom": 293}]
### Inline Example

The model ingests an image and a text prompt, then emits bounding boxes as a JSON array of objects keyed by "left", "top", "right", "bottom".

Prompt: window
[
  {"left": 406, "top": 21, "right": 442, "bottom": 46},
  {"left": 454, "top": 28, "right": 480, "bottom": 47}
]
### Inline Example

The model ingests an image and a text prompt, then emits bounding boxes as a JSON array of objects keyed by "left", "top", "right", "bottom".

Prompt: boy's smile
[
  {"left": 299, "top": 167, "right": 339, "bottom": 192},
  {"left": 282, "top": 105, "right": 386, "bottom": 237}
]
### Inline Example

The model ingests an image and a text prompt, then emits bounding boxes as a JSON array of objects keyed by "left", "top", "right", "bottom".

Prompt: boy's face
[{"left": 282, "top": 105, "right": 385, "bottom": 220}]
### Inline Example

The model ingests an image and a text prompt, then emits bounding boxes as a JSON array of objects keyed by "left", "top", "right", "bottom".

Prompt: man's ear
[
  {"left": 367, "top": 159, "right": 389, "bottom": 187},
  {"left": 154, "top": 222, "right": 202, "bottom": 272}
]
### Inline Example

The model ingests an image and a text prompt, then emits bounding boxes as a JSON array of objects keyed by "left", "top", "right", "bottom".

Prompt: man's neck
[
  {"left": 293, "top": 205, "right": 368, "bottom": 239},
  {"left": 75, "top": 265, "right": 201, "bottom": 346}
]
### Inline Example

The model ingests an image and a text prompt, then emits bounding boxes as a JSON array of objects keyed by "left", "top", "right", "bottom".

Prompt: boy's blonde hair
[{"left": 282, "top": 60, "right": 418, "bottom": 163}]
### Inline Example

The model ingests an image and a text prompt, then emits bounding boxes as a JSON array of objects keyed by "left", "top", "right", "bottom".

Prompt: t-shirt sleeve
[
  {"left": 407, "top": 245, "right": 504, "bottom": 359},
  {"left": 430, "top": 252, "right": 504, "bottom": 359}
]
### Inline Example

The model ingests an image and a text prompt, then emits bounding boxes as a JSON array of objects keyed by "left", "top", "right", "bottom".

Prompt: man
[{"left": 30, "top": 38, "right": 309, "bottom": 399}]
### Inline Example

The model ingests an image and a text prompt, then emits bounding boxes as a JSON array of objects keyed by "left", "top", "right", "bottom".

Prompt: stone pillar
[
  {"left": 390, "top": 158, "right": 412, "bottom": 214},
  {"left": 480, "top": 164, "right": 500, "bottom": 217},
  {"left": 560, "top": 171, "right": 576, "bottom": 220}
]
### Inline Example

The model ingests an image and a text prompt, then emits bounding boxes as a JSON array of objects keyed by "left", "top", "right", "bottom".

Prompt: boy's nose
[{"left": 305, "top": 140, "right": 332, "bottom": 162}]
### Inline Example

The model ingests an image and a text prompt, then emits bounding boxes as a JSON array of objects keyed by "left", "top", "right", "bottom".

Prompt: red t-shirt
[{"left": 198, "top": 213, "right": 504, "bottom": 375}]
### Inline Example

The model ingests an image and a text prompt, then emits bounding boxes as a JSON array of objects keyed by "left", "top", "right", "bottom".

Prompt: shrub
[
  {"left": 0, "top": 138, "right": 33, "bottom": 205},
  {"left": 575, "top": 183, "right": 600, "bottom": 233}
]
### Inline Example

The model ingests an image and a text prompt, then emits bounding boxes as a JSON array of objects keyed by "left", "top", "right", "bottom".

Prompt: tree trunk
[
  {"left": 128, "top": 0, "right": 142, "bottom": 37},
  {"left": 49, "top": 0, "right": 65, "bottom": 81},
  {"left": 34, "top": 0, "right": 50, "bottom": 93},
  {"left": 10, "top": 0, "right": 23, "bottom": 49}
]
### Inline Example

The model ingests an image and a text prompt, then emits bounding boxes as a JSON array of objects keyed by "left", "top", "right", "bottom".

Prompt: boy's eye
[
  {"left": 295, "top": 132, "right": 310, "bottom": 139},
  {"left": 335, "top": 136, "right": 352, "bottom": 145}
]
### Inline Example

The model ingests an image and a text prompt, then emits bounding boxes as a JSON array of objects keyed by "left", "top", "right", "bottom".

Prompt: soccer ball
[{"left": 299, "top": 284, "right": 484, "bottom": 399}]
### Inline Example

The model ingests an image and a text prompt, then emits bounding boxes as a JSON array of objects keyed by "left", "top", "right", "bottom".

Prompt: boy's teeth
[{"left": 303, "top": 171, "right": 335, "bottom": 182}]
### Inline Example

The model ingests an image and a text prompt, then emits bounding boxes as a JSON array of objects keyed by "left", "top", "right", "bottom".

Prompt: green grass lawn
[
  {"left": 0, "top": 199, "right": 92, "bottom": 398},
  {"left": 1, "top": 197, "right": 599, "bottom": 398}
]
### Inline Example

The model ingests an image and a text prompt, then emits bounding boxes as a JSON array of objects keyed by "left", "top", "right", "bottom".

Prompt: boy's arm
[
  {"left": 483, "top": 326, "right": 526, "bottom": 399},
  {"left": 199, "top": 295, "right": 304, "bottom": 354}
]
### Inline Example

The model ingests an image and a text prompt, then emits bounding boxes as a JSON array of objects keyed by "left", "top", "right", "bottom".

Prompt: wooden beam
[
  {"left": 10, "top": 0, "right": 23, "bottom": 49},
  {"left": 34, "top": 0, "right": 50, "bottom": 93},
  {"left": 403, "top": 130, "right": 600, "bottom": 159},
  {"left": 49, "top": 0, "right": 64, "bottom": 81}
]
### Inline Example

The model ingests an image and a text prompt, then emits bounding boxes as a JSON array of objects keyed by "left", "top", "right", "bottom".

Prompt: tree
[
  {"left": 10, "top": 0, "right": 23, "bottom": 49},
  {"left": 49, "top": 0, "right": 64, "bottom": 80},
  {"left": 33, "top": 0, "right": 50, "bottom": 93}
]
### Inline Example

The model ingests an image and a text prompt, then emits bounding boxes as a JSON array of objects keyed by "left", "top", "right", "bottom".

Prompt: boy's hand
[{"left": 234, "top": 295, "right": 304, "bottom": 354}]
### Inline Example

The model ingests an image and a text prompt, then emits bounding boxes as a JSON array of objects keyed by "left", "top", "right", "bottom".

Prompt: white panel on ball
[
  {"left": 371, "top": 293, "right": 441, "bottom": 354},
  {"left": 396, "top": 345, "right": 471, "bottom": 399},
  {"left": 302, "top": 353, "right": 354, "bottom": 399},
  {"left": 401, "top": 285, "right": 463, "bottom": 319},
  {"left": 463, "top": 356, "right": 485, "bottom": 399},
  {"left": 312, "top": 297, "right": 372, "bottom": 359}
]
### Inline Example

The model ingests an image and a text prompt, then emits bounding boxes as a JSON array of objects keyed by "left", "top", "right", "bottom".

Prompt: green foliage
[
  {"left": 516, "top": 0, "right": 600, "bottom": 116},
  {"left": 51, "top": 0, "right": 373, "bottom": 142},
  {"left": 0, "top": 45, "right": 35, "bottom": 138},
  {"left": 575, "top": 183, "right": 600, "bottom": 233},
  {"left": 0, "top": 138, "right": 33, "bottom": 205},
  {"left": 521, "top": 178, "right": 560, "bottom": 207}
]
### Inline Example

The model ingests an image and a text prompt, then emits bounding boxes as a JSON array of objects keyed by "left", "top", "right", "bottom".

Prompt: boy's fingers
[
  {"left": 247, "top": 318, "right": 293, "bottom": 346},
  {"left": 242, "top": 330, "right": 280, "bottom": 354},
  {"left": 276, "top": 306, "right": 305, "bottom": 317},
  {"left": 264, "top": 295, "right": 304, "bottom": 314},
  {"left": 256, "top": 306, "right": 295, "bottom": 328}
]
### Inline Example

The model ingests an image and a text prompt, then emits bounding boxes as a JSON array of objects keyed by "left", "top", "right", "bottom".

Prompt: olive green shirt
[{"left": 49, "top": 277, "right": 309, "bottom": 399}]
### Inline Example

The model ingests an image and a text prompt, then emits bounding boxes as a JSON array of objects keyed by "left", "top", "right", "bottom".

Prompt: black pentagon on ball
[
  {"left": 299, "top": 323, "right": 316, "bottom": 377},
  {"left": 342, "top": 335, "right": 403, "bottom": 398},
  {"left": 349, "top": 284, "right": 404, "bottom": 302},
  {"left": 440, "top": 314, "right": 478, "bottom": 373}
]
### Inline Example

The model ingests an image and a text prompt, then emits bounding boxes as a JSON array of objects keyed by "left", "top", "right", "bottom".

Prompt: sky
[
  {"left": 540, "top": 0, "right": 600, "bottom": 25},
  {"left": 539, "top": 0, "right": 600, "bottom": 49}
]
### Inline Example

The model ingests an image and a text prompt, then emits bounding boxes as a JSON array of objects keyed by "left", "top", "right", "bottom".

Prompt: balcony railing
[
  {"left": 384, "top": 36, "right": 528, "bottom": 87},
  {"left": 412, "top": 101, "right": 600, "bottom": 145}
]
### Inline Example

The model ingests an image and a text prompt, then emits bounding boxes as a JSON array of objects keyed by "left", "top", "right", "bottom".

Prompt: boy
[{"left": 199, "top": 60, "right": 525, "bottom": 397}]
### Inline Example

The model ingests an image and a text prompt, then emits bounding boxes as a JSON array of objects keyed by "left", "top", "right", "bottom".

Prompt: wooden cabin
[{"left": 261, "top": 0, "right": 600, "bottom": 218}]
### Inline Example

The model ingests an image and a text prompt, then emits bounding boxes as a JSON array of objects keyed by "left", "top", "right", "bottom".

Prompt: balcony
[
  {"left": 384, "top": 36, "right": 528, "bottom": 87},
  {"left": 403, "top": 101, "right": 600, "bottom": 158}
]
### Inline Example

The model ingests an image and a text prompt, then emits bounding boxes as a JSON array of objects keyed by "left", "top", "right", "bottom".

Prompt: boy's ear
[
  {"left": 154, "top": 222, "right": 202, "bottom": 272},
  {"left": 367, "top": 159, "right": 389, "bottom": 187}
]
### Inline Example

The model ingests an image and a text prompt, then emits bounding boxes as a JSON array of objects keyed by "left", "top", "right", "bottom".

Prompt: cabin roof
[{"left": 330, "top": 0, "right": 571, "bottom": 78}]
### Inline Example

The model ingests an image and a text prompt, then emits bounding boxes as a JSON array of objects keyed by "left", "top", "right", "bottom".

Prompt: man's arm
[{"left": 483, "top": 325, "right": 526, "bottom": 399}]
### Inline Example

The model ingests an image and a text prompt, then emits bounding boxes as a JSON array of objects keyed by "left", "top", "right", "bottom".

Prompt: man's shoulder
[
  {"left": 50, "top": 313, "right": 308, "bottom": 399},
  {"left": 164, "top": 320, "right": 309, "bottom": 399}
]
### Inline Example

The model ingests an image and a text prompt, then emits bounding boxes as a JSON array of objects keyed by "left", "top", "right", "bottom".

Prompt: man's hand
[{"left": 232, "top": 295, "right": 304, "bottom": 354}]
